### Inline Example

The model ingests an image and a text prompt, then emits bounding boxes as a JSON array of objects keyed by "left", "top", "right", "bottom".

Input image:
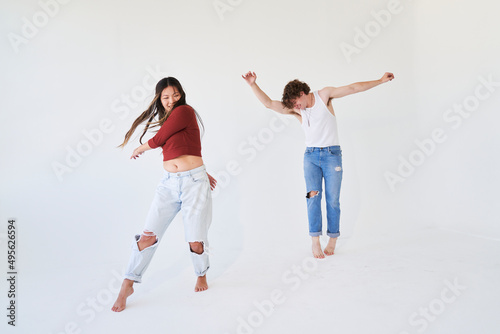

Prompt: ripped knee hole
[
  {"left": 140, "top": 230, "right": 157, "bottom": 240},
  {"left": 189, "top": 242, "right": 204, "bottom": 255},
  {"left": 306, "top": 191, "right": 319, "bottom": 199},
  {"left": 137, "top": 231, "right": 158, "bottom": 250}
]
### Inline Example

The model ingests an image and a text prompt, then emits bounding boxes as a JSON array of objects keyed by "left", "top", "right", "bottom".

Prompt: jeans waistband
[
  {"left": 163, "top": 165, "right": 206, "bottom": 178},
  {"left": 305, "top": 146, "right": 341, "bottom": 152}
]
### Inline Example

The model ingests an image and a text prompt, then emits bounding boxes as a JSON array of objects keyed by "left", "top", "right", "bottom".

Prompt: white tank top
[{"left": 300, "top": 91, "right": 340, "bottom": 147}]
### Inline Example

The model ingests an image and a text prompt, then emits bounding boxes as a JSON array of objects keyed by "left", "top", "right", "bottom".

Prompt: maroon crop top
[{"left": 148, "top": 105, "right": 202, "bottom": 161}]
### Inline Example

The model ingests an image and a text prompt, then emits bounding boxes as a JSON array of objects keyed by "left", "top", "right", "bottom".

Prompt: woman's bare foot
[
  {"left": 312, "top": 236, "right": 325, "bottom": 259},
  {"left": 324, "top": 237, "right": 338, "bottom": 256},
  {"left": 195, "top": 275, "right": 208, "bottom": 292},
  {"left": 111, "top": 279, "right": 134, "bottom": 312}
]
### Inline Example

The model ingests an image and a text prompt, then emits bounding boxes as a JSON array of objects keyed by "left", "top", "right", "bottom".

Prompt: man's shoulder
[{"left": 317, "top": 88, "right": 333, "bottom": 104}]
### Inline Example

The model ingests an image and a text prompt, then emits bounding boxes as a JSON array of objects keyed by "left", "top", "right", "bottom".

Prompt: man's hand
[
  {"left": 381, "top": 72, "right": 395, "bottom": 83},
  {"left": 242, "top": 71, "right": 257, "bottom": 86}
]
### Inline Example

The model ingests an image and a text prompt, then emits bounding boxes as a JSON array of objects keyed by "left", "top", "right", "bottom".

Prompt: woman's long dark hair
[{"left": 119, "top": 77, "right": 204, "bottom": 147}]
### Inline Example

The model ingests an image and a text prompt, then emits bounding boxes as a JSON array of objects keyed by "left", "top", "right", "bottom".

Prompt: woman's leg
[
  {"left": 189, "top": 241, "right": 209, "bottom": 292},
  {"left": 304, "top": 149, "right": 325, "bottom": 258},
  {"left": 111, "top": 233, "right": 160, "bottom": 312},
  {"left": 112, "top": 175, "right": 181, "bottom": 311},
  {"left": 124, "top": 183, "right": 181, "bottom": 282},
  {"left": 181, "top": 166, "right": 212, "bottom": 291}
]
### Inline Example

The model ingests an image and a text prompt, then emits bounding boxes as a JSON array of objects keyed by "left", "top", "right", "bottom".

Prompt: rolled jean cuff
[
  {"left": 191, "top": 252, "right": 210, "bottom": 277},
  {"left": 309, "top": 231, "right": 322, "bottom": 237},
  {"left": 327, "top": 232, "right": 340, "bottom": 238},
  {"left": 195, "top": 264, "right": 210, "bottom": 277},
  {"left": 124, "top": 274, "right": 142, "bottom": 284}
]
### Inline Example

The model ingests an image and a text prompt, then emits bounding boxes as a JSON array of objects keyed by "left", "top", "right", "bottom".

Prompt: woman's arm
[
  {"left": 131, "top": 142, "right": 152, "bottom": 159},
  {"left": 148, "top": 105, "right": 193, "bottom": 149}
]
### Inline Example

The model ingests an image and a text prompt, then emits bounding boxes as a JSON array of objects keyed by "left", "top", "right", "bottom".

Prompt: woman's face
[{"left": 161, "top": 86, "right": 181, "bottom": 112}]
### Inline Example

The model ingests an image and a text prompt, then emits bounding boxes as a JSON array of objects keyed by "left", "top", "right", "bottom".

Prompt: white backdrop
[{"left": 1, "top": 0, "right": 499, "bottom": 333}]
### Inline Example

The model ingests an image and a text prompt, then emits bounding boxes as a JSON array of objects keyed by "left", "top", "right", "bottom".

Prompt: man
[{"left": 242, "top": 71, "right": 394, "bottom": 258}]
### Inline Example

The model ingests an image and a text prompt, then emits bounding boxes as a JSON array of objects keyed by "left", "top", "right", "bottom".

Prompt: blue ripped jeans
[{"left": 303, "top": 146, "right": 343, "bottom": 238}]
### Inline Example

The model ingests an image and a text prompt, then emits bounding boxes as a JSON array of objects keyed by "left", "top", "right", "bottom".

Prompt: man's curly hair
[{"left": 281, "top": 79, "right": 311, "bottom": 109}]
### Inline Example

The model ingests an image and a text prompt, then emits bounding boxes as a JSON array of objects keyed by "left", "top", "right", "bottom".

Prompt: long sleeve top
[{"left": 148, "top": 104, "right": 202, "bottom": 161}]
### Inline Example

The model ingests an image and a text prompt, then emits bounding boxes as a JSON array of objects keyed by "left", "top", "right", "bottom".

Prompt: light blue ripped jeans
[
  {"left": 124, "top": 165, "right": 212, "bottom": 283},
  {"left": 303, "top": 146, "right": 343, "bottom": 238}
]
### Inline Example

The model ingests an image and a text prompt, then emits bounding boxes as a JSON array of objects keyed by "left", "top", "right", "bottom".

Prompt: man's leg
[
  {"left": 323, "top": 147, "right": 343, "bottom": 255},
  {"left": 304, "top": 149, "right": 325, "bottom": 258}
]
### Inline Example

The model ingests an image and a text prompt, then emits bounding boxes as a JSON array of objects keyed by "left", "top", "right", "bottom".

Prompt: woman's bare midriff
[{"left": 163, "top": 155, "right": 204, "bottom": 173}]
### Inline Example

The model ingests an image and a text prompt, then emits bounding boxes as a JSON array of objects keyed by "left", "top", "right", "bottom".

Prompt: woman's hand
[
  {"left": 131, "top": 147, "right": 144, "bottom": 159},
  {"left": 207, "top": 173, "right": 217, "bottom": 191},
  {"left": 130, "top": 143, "right": 152, "bottom": 160}
]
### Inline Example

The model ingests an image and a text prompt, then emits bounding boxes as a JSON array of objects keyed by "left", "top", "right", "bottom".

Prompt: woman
[{"left": 112, "top": 77, "right": 216, "bottom": 312}]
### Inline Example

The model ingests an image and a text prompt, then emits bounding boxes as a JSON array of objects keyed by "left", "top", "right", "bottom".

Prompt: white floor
[{"left": 3, "top": 225, "right": 500, "bottom": 334}]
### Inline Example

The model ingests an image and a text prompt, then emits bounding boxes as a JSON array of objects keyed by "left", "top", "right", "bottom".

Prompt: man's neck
[{"left": 307, "top": 92, "right": 315, "bottom": 108}]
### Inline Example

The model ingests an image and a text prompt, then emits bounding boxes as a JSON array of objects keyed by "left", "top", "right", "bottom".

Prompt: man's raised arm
[
  {"left": 319, "top": 72, "right": 395, "bottom": 100},
  {"left": 242, "top": 71, "right": 296, "bottom": 115}
]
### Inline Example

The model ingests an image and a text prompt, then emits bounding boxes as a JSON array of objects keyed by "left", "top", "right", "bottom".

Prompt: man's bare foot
[
  {"left": 324, "top": 237, "right": 338, "bottom": 256},
  {"left": 312, "top": 236, "right": 325, "bottom": 259},
  {"left": 195, "top": 275, "right": 208, "bottom": 292},
  {"left": 111, "top": 279, "right": 134, "bottom": 312}
]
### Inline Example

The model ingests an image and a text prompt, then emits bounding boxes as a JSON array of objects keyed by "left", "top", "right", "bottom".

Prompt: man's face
[{"left": 292, "top": 92, "right": 307, "bottom": 110}]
